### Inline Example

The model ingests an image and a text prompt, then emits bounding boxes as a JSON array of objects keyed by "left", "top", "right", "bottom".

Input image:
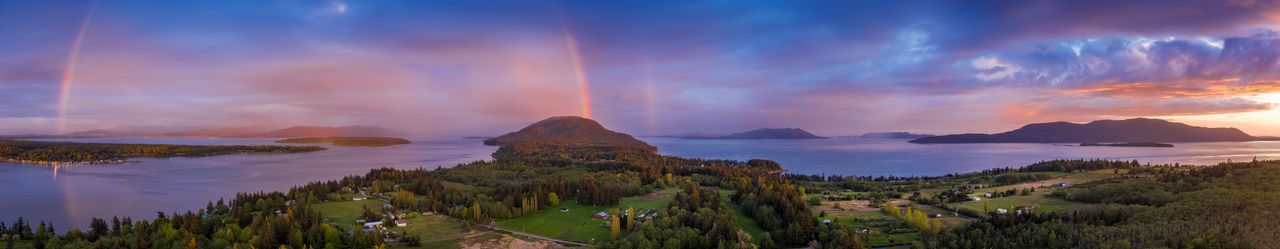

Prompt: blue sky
[{"left": 3, "top": 0, "right": 1280, "bottom": 136}]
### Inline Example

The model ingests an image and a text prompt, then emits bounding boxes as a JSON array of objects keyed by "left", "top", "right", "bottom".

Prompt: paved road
[{"left": 478, "top": 224, "right": 594, "bottom": 247}]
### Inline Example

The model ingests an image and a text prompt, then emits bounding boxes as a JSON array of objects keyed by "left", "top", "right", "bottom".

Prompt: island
[
  {"left": 682, "top": 128, "right": 827, "bottom": 139},
  {"left": 1079, "top": 142, "right": 1174, "bottom": 147},
  {"left": 275, "top": 137, "right": 411, "bottom": 147},
  {"left": 0, "top": 139, "right": 324, "bottom": 164},
  {"left": 856, "top": 132, "right": 935, "bottom": 139},
  {"left": 910, "top": 118, "right": 1259, "bottom": 144},
  {"left": 482, "top": 116, "right": 657, "bottom": 151}
]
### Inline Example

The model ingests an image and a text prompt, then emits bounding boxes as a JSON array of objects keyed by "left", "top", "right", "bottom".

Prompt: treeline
[
  {"left": 0, "top": 192, "right": 380, "bottom": 249},
  {"left": 915, "top": 161, "right": 1280, "bottom": 249},
  {"left": 0, "top": 140, "right": 323, "bottom": 163}
]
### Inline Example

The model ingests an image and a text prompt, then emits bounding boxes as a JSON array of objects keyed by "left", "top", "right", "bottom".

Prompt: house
[
  {"left": 559, "top": 208, "right": 569, "bottom": 212},
  {"left": 996, "top": 208, "right": 1008, "bottom": 214},
  {"left": 422, "top": 212, "right": 434, "bottom": 216},
  {"left": 984, "top": 193, "right": 992, "bottom": 198},
  {"left": 394, "top": 219, "right": 408, "bottom": 227},
  {"left": 593, "top": 212, "right": 609, "bottom": 219},
  {"left": 1057, "top": 182, "right": 1068, "bottom": 187},
  {"left": 364, "top": 221, "right": 383, "bottom": 228},
  {"left": 822, "top": 220, "right": 832, "bottom": 224},
  {"left": 972, "top": 197, "right": 981, "bottom": 201},
  {"left": 352, "top": 196, "right": 367, "bottom": 201}
]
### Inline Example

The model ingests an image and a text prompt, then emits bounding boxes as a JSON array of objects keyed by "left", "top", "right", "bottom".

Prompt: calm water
[
  {"left": 4, "top": 137, "right": 1280, "bottom": 229},
  {"left": 642, "top": 137, "right": 1280, "bottom": 176}
]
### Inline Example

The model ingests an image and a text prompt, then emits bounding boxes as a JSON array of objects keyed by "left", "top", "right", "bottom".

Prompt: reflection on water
[{"left": 3, "top": 137, "right": 1279, "bottom": 229}]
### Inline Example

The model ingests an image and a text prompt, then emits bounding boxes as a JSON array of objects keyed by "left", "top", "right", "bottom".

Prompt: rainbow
[
  {"left": 55, "top": 1, "right": 99, "bottom": 134},
  {"left": 554, "top": 5, "right": 592, "bottom": 119}
]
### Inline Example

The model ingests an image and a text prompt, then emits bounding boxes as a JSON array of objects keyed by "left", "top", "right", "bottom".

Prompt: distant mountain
[
  {"left": 254, "top": 126, "right": 401, "bottom": 138},
  {"left": 858, "top": 132, "right": 935, "bottom": 139},
  {"left": 483, "top": 116, "right": 656, "bottom": 149},
  {"left": 162, "top": 126, "right": 270, "bottom": 138},
  {"left": 684, "top": 128, "right": 826, "bottom": 139},
  {"left": 63, "top": 129, "right": 141, "bottom": 138},
  {"left": 910, "top": 118, "right": 1259, "bottom": 144}
]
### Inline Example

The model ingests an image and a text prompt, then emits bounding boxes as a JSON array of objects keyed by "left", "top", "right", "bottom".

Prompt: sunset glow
[{"left": 1, "top": 1, "right": 1279, "bottom": 136}]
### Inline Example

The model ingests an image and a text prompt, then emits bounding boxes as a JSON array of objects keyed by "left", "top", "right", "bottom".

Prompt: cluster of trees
[
  {"left": 992, "top": 173, "right": 1054, "bottom": 185},
  {"left": 608, "top": 182, "right": 754, "bottom": 249},
  {"left": 916, "top": 161, "right": 1280, "bottom": 248},
  {"left": 729, "top": 176, "right": 817, "bottom": 247},
  {"left": 1018, "top": 159, "right": 1140, "bottom": 173},
  {"left": 0, "top": 140, "right": 323, "bottom": 163}
]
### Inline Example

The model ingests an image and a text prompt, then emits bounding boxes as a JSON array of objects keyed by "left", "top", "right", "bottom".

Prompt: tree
[
  {"left": 984, "top": 200, "right": 990, "bottom": 213},
  {"left": 883, "top": 202, "right": 900, "bottom": 217},
  {"left": 610, "top": 211, "right": 621, "bottom": 241},
  {"left": 625, "top": 207, "right": 634, "bottom": 230},
  {"left": 32, "top": 222, "right": 46, "bottom": 249},
  {"left": 547, "top": 193, "right": 560, "bottom": 206},
  {"left": 930, "top": 218, "right": 942, "bottom": 234}
]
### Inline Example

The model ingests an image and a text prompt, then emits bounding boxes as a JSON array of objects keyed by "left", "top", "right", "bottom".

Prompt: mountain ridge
[{"left": 910, "top": 118, "right": 1259, "bottom": 144}]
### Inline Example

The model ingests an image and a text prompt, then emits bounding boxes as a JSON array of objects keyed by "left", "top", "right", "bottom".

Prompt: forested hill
[
  {"left": 483, "top": 116, "right": 656, "bottom": 151},
  {"left": 911, "top": 118, "right": 1258, "bottom": 143},
  {"left": 683, "top": 128, "right": 827, "bottom": 139},
  {"left": 0, "top": 140, "right": 324, "bottom": 163}
]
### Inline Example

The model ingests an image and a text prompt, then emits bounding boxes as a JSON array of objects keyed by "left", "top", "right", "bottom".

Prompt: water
[
  {"left": 639, "top": 137, "right": 1280, "bottom": 176},
  {"left": 0, "top": 138, "right": 497, "bottom": 229},
  {"left": 4, "top": 137, "right": 1280, "bottom": 229}
]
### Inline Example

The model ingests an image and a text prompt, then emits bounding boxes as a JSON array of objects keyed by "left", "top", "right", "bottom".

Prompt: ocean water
[{"left": 3, "top": 137, "right": 1279, "bottom": 229}]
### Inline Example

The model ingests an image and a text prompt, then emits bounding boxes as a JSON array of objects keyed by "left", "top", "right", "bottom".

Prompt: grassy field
[
  {"left": 497, "top": 188, "right": 680, "bottom": 243},
  {"left": 821, "top": 211, "right": 919, "bottom": 248},
  {"left": 957, "top": 194, "right": 1088, "bottom": 214},
  {"left": 314, "top": 199, "right": 388, "bottom": 228},
  {"left": 439, "top": 180, "right": 492, "bottom": 193},
  {"left": 906, "top": 204, "right": 973, "bottom": 228},
  {"left": 387, "top": 214, "right": 469, "bottom": 240}
]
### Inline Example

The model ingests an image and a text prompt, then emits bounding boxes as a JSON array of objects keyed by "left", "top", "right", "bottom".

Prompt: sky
[{"left": 3, "top": 0, "right": 1280, "bottom": 137}]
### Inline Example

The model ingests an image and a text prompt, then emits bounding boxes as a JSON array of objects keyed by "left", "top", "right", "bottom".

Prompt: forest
[{"left": 0, "top": 140, "right": 324, "bottom": 163}]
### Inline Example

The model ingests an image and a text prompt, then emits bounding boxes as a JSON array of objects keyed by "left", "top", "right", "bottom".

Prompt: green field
[
  {"left": 957, "top": 194, "right": 1088, "bottom": 214},
  {"left": 821, "top": 211, "right": 919, "bottom": 248},
  {"left": 387, "top": 214, "right": 469, "bottom": 240},
  {"left": 314, "top": 199, "right": 388, "bottom": 228},
  {"left": 497, "top": 188, "right": 679, "bottom": 243}
]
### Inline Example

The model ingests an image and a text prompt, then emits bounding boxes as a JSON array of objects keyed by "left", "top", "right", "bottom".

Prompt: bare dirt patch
[
  {"left": 461, "top": 234, "right": 571, "bottom": 249},
  {"left": 635, "top": 192, "right": 667, "bottom": 201}
]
